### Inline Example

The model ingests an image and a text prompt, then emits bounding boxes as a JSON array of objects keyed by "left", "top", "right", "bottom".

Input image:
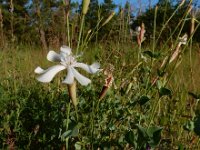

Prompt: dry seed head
[
  {"left": 103, "top": 64, "right": 114, "bottom": 76},
  {"left": 99, "top": 75, "right": 114, "bottom": 100},
  {"left": 104, "top": 75, "right": 114, "bottom": 88},
  {"left": 140, "top": 23, "right": 146, "bottom": 42},
  {"left": 179, "top": 0, "right": 185, "bottom": 7},
  {"left": 169, "top": 46, "right": 181, "bottom": 63},
  {"left": 87, "top": 29, "right": 92, "bottom": 34},
  {"left": 169, "top": 34, "right": 187, "bottom": 63},
  {"left": 102, "top": 11, "right": 115, "bottom": 26},
  {"left": 82, "top": 0, "right": 90, "bottom": 15},
  {"left": 190, "top": 16, "right": 195, "bottom": 36},
  {"left": 187, "top": 5, "right": 192, "bottom": 14},
  {"left": 99, "top": 64, "right": 114, "bottom": 100}
]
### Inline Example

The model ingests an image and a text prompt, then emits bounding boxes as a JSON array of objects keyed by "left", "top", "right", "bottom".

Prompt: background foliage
[{"left": 1, "top": 0, "right": 200, "bottom": 149}]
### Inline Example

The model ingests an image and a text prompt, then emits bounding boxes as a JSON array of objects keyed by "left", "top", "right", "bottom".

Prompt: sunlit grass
[{"left": 0, "top": 42, "right": 200, "bottom": 149}]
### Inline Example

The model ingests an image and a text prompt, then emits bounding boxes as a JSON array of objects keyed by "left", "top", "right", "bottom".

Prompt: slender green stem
[
  {"left": 66, "top": 13, "right": 71, "bottom": 47},
  {"left": 189, "top": 36, "right": 194, "bottom": 89},
  {"left": 151, "top": 5, "right": 157, "bottom": 66},
  {"left": 138, "top": 45, "right": 141, "bottom": 62},
  {"left": 152, "top": 6, "right": 157, "bottom": 53},
  {"left": 148, "top": 97, "right": 161, "bottom": 128},
  {"left": 83, "top": 17, "right": 103, "bottom": 50},
  {"left": 159, "top": 2, "right": 192, "bottom": 52},
  {"left": 155, "top": 2, "right": 189, "bottom": 47},
  {"left": 66, "top": 102, "right": 71, "bottom": 150},
  {"left": 76, "top": 14, "right": 85, "bottom": 54},
  {"left": 75, "top": 106, "right": 79, "bottom": 121},
  {"left": 91, "top": 100, "right": 95, "bottom": 150}
]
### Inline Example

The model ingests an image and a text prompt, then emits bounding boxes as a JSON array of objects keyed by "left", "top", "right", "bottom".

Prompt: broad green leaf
[
  {"left": 194, "top": 115, "right": 200, "bottom": 136},
  {"left": 125, "top": 130, "right": 135, "bottom": 145},
  {"left": 136, "top": 124, "right": 148, "bottom": 139},
  {"left": 143, "top": 50, "right": 160, "bottom": 58},
  {"left": 75, "top": 142, "right": 82, "bottom": 150},
  {"left": 138, "top": 95, "right": 150, "bottom": 105},
  {"left": 159, "top": 87, "right": 172, "bottom": 97},
  {"left": 147, "top": 126, "right": 163, "bottom": 147},
  {"left": 188, "top": 92, "right": 200, "bottom": 100}
]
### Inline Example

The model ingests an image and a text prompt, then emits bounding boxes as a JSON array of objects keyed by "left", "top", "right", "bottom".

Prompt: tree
[
  {"left": 0, "top": 0, "right": 29, "bottom": 42},
  {"left": 85, "top": 0, "right": 99, "bottom": 29},
  {"left": 99, "top": 0, "right": 117, "bottom": 40}
]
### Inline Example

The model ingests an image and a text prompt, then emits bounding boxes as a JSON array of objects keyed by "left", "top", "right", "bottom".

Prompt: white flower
[
  {"left": 35, "top": 46, "right": 101, "bottom": 86},
  {"left": 134, "top": 26, "right": 141, "bottom": 36},
  {"left": 178, "top": 33, "right": 188, "bottom": 45}
]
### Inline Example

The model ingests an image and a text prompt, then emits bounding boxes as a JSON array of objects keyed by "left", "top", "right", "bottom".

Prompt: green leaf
[
  {"left": 60, "top": 130, "right": 72, "bottom": 140},
  {"left": 194, "top": 115, "right": 200, "bottom": 136},
  {"left": 143, "top": 50, "right": 160, "bottom": 59},
  {"left": 183, "top": 121, "right": 194, "bottom": 132},
  {"left": 136, "top": 124, "right": 148, "bottom": 139},
  {"left": 138, "top": 95, "right": 150, "bottom": 105},
  {"left": 125, "top": 130, "right": 135, "bottom": 145},
  {"left": 178, "top": 143, "right": 185, "bottom": 150},
  {"left": 75, "top": 142, "right": 82, "bottom": 150},
  {"left": 188, "top": 92, "right": 200, "bottom": 99},
  {"left": 147, "top": 126, "right": 163, "bottom": 147},
  {"left": 159, "top": 87, "right": 172, "bottom": 97},
  {"left": 135, "top": 125, "right": 163, "bottom": 148},
  {"left": 61, "top": 121, "right": 82, "bottom": 139},
  {"left": 157, "top": 69, "right": 166, "bottom": 77}
]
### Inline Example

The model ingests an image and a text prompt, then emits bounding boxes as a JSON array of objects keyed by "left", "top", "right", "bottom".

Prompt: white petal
[
  {"left": 74, "top": 62, "right": 101, "bottom": 74},
  {"left": 62, "top": 67, "right": 74, "bottom": 84},
  {"left": 71, "top": 67, "right": 91, "bottom": 86},
  {"left": 135, "top": 26, "right": 141, "bottom": 32},
  {"left": 47, "top": 51, "right": 61, "bottom": 62},
  {"left": 36, "top": 65, "right": 66, "bottom": 83},
  {"left": 60, "top": 46, "right": 71, "bottom": 55},
  {"left": 35, "top": 67, "right": 45, "bottom": 74}
]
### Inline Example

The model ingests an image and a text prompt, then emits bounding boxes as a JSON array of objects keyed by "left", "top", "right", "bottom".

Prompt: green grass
[{"left": 0, "top": 42, "right": 200, "bottom": 149}]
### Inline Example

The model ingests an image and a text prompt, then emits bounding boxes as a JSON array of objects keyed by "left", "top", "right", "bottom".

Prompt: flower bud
[
  {"left": 67, "top": 81, "right": 77, "bottom": 106},
  {"left": 82, "top": 0, "right": 90, "bottom": 15}
]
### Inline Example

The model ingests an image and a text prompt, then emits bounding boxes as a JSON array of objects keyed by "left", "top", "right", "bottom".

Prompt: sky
[
  {"left": 72, "top": 0, "right": 159, "bottom": 13},
  {"left": 71, "top": 0, "right": 200, "bottom": 14},
  {"left": 72, "top": 0, "right": 159, "bottom": 7},
  {"left": 72, "top": 0, "right": 200, "bottom": 8}
]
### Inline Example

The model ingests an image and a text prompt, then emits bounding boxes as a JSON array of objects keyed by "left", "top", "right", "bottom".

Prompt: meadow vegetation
[{"left": 1, "top": 0, "right": 200, "bottom": 149}]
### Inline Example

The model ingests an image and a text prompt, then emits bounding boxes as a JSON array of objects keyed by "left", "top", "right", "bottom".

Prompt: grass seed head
[
  {"left": 82, "top": 0, "right": 90, "bottom": 15},
  {"left": 102, "top": 11, "right": 115, "bottom": 26},
  {"left": 179, "top": 0, "right": 185, "bottom": 7}
]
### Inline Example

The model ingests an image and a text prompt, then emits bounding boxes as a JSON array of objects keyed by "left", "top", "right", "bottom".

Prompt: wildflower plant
[{"left": 35, "top": 45, "right": 101, "bottom": 106}]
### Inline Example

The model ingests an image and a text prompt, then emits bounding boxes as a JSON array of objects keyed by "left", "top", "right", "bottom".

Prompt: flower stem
[
  {"left": 75, "top": 106, "right": 79, "bottom": 121},
  {"left": 67, "top": 13, "right": 71, "bottom": 47},
  {"left": 65, "top": 102, "right": 71, "bottom": 150}
]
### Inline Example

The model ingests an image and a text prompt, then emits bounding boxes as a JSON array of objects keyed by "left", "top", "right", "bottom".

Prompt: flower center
[{"left": 60, "top": 55, "right": 76, "bottom": 67}]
